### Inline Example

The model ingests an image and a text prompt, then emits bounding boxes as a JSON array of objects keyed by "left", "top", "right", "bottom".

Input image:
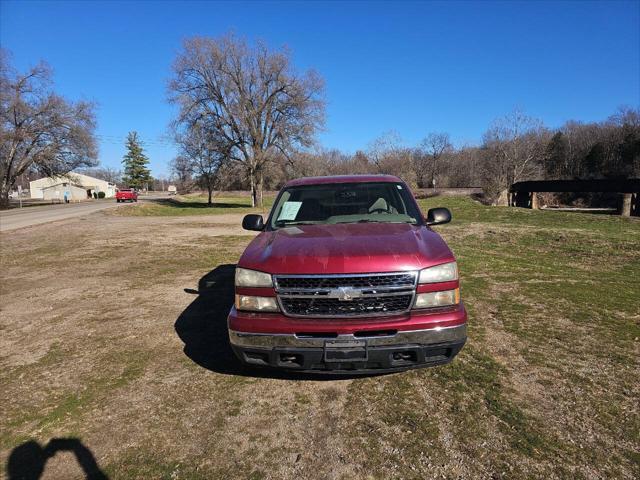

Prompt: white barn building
[{"left": 29, "top": 173, "right": 117, "bottom": 201}]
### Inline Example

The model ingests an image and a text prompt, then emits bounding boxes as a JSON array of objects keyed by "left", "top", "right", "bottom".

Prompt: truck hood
[{"left": 238, "top": 223, "right": 455, "bottom": 275}]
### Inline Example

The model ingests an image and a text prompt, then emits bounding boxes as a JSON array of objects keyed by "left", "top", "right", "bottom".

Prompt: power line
[{"left": 94, "top": 134, "right": 176, "bottom": 147}]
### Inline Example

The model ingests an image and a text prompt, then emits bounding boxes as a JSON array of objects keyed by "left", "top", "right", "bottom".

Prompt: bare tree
[
  {"left": 351, "top": 151, "right": 371, "bottom": 173},
  {"left": 419, "top": 132, "right": 452, "bottom": 188},
  {"left": 367, "top": 131, "right": 402, "bottom": 173},
  {"left": 608, "top": 105, "right": 640, "bottom": 129},
  {"left": 559, "top": 120, "right": 600, "bottom": 178},
  {"left": 438, "top": 144, "right": 481, "bottom": 187},
  {"left": 482, "top": 109, "right": 547, "bottom": 201},
  {"left": 366, "top": 132, "right": 416, "bottom": 184},
  {"left": 175, "top": 124, "right": 228, "bottom": 206},
  {"left": 606, "top": 106, "right": 640, "bottom": 178},
  {"left": 0, "top": 52, "right": 97, "bottom": 208},
  {"left": 169, "top": 34, "right": 325, "bottom": 207},
  {"left": 170, "top": 155, "right": 193, "bottom": 191},
  {"left": 77, "top": 167, "right": 122, "bottom": 184},
  {"left": 287, "top": 149, "right": 331, "bottom": 178},
  {"left": 99, "top": 167, "right": 121, "bottom": 184}
]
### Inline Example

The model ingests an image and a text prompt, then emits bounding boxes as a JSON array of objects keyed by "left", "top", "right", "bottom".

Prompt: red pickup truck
[
  {"left": 228, "top": 175, "right": 467, "bottom": 373},
  {"left": 116, "top": 189, "right": 138, "bottom": 203}
]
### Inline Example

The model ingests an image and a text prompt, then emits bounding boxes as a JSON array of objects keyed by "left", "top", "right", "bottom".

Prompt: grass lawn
[
  {"left": 0, "top": 196, "right": 638, "bottom": 479},
  {"left": 112, "top": 194, "right": 275, "bottom": 217}
]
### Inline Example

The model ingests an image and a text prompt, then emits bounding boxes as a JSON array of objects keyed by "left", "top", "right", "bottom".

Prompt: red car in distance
[{"left": 116, "top": 189, "right": 138, "bottom": 203}]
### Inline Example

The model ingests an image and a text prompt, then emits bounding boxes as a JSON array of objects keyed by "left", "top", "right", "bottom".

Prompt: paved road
[{"left": 0, "top": 195, "right": 166, "bottom": 232}]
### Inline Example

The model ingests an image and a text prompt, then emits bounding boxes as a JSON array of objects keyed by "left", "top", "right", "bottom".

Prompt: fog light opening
[
  {"left": 392, "top": 351, "right": 417, "bottom": 362},
  {"left": 279, "top": 353, "right": 303, "bottom": 367},
  {"left": 244, "top": 351, "right": 269, "bottom": 366}
]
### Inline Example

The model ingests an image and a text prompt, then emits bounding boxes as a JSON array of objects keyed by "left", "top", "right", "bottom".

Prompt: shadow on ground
[
  {"left": 148, "top": 198, "right": 251, "bottom": 209},
  {"left": 174, "top": 264, "right": 245, "bottom": 375},
  {"left": 7, "top": 438, "right": 107, "bottom": 480},
  {"left": 174, "top": 264, "right": 368, "bottom": 380}
]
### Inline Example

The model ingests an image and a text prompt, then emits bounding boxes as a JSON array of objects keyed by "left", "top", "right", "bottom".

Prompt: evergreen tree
[
  {"left": 544, "top": 131, "right": 568, "bottom": 179},
  {"left": 121, "top": 132, "right": 151, "bottom": 189},
  {"left": 583, "top": 143, "right": 605, "bottom": 179}
]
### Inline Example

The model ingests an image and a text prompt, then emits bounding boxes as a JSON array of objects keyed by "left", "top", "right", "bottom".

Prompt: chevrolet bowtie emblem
[{"left": 330, "top": 286, "right": 363, "bottom": 301}]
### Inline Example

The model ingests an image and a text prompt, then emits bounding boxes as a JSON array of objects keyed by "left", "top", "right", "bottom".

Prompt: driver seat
[{"left": 369, "top": 197, "right": 396, "bottom": 214}]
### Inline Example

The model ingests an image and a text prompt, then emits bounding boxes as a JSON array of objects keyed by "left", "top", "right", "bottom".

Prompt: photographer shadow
[{"left": 7, "top": 438, "right": 107, "bottom": 480}]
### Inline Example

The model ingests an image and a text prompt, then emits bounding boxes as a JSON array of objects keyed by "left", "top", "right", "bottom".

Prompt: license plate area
[{"left": 324, "top": 339, "right": 368, "bottom": 362}]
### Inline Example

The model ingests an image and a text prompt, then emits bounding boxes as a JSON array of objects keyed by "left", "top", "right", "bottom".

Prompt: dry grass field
[{"left": 1, "top": 196, "right": 638, "bottom": 479}]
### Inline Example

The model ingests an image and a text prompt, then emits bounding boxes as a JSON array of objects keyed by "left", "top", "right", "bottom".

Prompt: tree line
[
  {"left": 168, "top": 35, "right": 638, "bottom": 205},
  {"left": 173, "top": 103, "right": 639, "bottom": 205},
  {"left": 2, "top": 37, "right": 638, "bottom": 209}
]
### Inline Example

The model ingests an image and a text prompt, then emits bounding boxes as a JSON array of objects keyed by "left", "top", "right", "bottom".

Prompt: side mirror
[
  {"left": 426, "top": 208, "right": 451, "bottom": 226},
  {"left": 242, "top": 214, "right": 264, "bottom": 231}
]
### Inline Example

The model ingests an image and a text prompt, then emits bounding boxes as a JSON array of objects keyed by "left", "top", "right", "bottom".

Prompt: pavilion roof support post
[
  {"left": 531, "top": 192, "right": 539, "bottom": 210},
  {"left": 621, "top": 194, "right": 632, "bottom": 217}
]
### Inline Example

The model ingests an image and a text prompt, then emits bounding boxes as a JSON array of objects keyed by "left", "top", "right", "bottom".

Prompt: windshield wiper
[
  {"left": 335, "top": 219, "right": 416, "bottom": 225},
  {"left": 334, "top": 219, "right": 384, "bottom": 224},
  {"left": 275, "top": 221, "right": 319, "bottom": 227}
]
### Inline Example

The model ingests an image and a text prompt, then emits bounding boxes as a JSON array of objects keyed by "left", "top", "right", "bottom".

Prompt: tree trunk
[
  {"left": 0, "top": 177, "right": 12, "bottom": 210},
  {"left": 256, "top": 172, "right": 264, "bottom": 209},
  {"left": 494, "top": 189, "right": 509, "bottom": 206},
  {"left": 207, "top": 185, "right": 213, "bottom": 206},
  {"left": 249, "top": 169, "right": 256, "bottom": 208},
  {"left": 431, "top": 157, "right": 437, "bottom": 189}
]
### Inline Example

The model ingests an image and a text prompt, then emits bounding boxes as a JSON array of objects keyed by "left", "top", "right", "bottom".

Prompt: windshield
[{"left": 269, "top": 182, "right": 422, "bottom": 229}]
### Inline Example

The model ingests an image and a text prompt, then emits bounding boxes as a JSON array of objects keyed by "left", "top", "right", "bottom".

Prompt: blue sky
[{"left": 1, "top": 0, "right": 638, "bottom": 177}]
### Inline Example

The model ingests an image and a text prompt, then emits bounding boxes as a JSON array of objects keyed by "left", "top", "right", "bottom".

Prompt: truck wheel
[{"left": 116, "top": 199, "right": 120, "bottom": 203}]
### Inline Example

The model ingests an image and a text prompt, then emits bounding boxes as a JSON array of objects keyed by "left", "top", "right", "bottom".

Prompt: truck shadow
[
  {"left": 7, "top": 438, "right": 107, "bottom": 480},
  {"left": 174, "top": 264, "right": 245, "bottom": 376},
  {"left": 174, "top": 264, "right": 373, "bottom": 380}
]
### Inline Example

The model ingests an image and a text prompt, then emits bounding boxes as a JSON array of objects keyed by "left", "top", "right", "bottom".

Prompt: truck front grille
[
  {"left": 275, "top": 272, "right": 416, "bottom": 290},
  {"left": 274, "top": 272, "right": 417, "bottom": 318},
  {"left": 280, "top": 294, "right": 414, "bottom": 317}
]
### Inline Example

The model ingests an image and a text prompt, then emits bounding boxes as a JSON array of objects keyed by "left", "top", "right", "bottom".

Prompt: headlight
[
  {"left": 413, "top": 289, "right": 460, "bottom": 309},
  {"left": 418, "top": 262, "right": 458, "bottom": 283},
  {"left": 235, "top": 295, "right": 280, "bottom": 312},
  {"left": 235, "top": 267, "right": 273, "bottom": 287}
]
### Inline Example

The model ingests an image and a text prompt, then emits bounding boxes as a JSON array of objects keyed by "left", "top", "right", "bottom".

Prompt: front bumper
[
  {"left": 229, "top": 323, "right": 467, "bottom": 374},
  {"left": 230, "top": 324, "right": 466, "bottom": 348}
]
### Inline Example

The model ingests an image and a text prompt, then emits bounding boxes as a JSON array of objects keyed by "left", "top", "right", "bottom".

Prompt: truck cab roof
[{"left": 284, "top": 175, "right": 403, "bottom": 188}]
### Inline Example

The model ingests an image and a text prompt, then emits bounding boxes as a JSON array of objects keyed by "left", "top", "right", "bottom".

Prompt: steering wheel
[{"left": 369, "top": 208, "right": 388, "bottom": 214}]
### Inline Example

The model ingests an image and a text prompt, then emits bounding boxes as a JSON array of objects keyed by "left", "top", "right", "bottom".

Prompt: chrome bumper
[{"left": 228, "top": 324, "right": 466, "bottom": 349}]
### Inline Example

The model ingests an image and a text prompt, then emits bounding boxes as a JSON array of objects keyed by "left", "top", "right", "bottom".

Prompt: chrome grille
[
  {"left": 275, "top": 272, "right": 416, "bottom": 290},
  {"left": 281, "top": 294, "right": 413, "bottom": 317},
  {"left": 274, "top": 272, "right": 417, "bottom": 318}
]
